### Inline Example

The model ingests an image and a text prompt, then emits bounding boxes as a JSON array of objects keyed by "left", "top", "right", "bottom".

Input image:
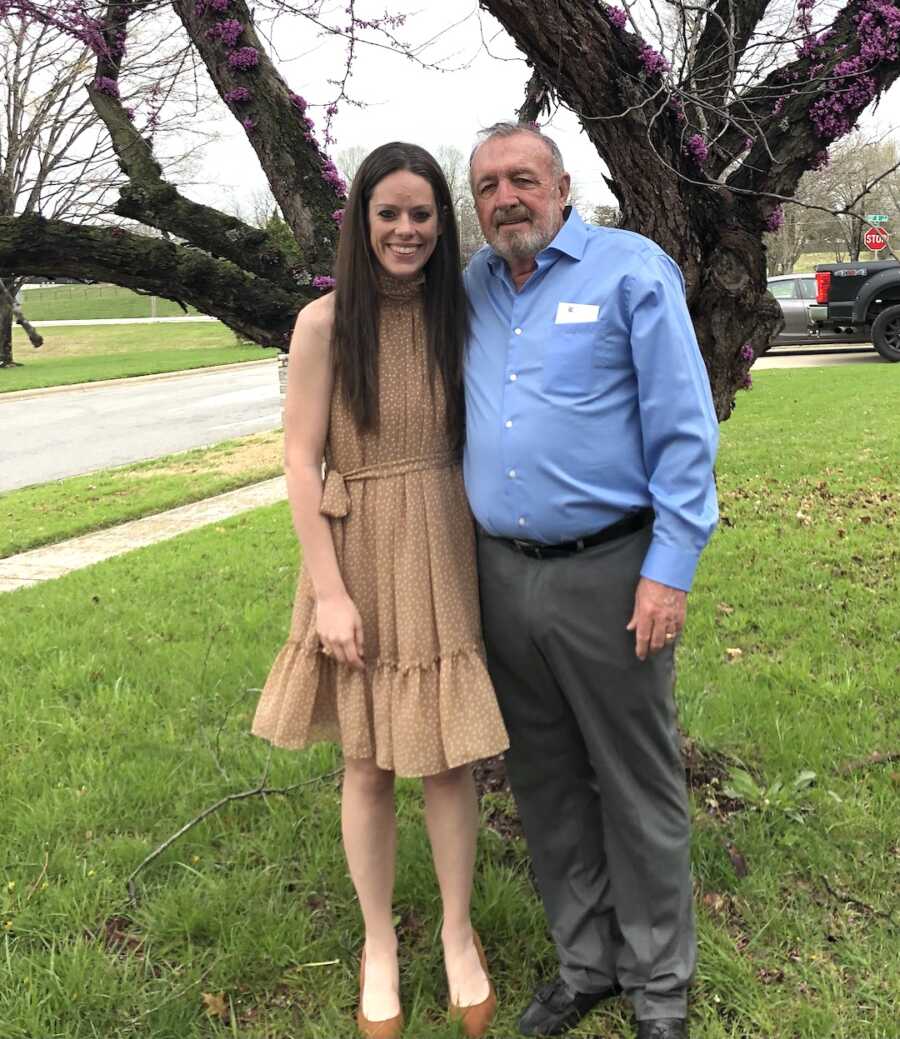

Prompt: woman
[{"left": 252, "top": 142, "right": 508, "bottom": 1039}]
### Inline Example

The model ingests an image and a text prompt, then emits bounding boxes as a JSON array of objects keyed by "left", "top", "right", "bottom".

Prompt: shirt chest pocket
[
  {"left": 541, "top": 322, "right": 598, "bottom": 393},
  {"left": 542, "top": 319, "right": 630, "bottom": 391}
]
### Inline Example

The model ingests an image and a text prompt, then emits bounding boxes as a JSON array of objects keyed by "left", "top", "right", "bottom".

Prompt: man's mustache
[{"left": 494, "top": 207, "right": 531, "bottom": 227}]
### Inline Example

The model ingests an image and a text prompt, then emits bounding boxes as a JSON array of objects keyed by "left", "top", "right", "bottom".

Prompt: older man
[{"left": 463, "top": 123, "right": 719, "bottom": 1039}]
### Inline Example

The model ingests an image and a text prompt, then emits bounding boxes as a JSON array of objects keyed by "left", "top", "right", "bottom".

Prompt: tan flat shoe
[
  {"left": 448, "top": 931, "right": 497, "bottom": 1038},
  {"left": 357, "top": 949, "right": 404, "bottom": 1039}
]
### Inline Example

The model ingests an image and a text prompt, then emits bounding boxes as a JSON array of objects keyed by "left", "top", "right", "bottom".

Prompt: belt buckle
[{"left": 512, "top": 538, "right": 541, "bottom": 558}]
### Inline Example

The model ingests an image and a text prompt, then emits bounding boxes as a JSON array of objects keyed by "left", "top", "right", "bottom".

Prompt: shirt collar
[{"left": 485, "top": 205, "right": 587, "bottom": 277}]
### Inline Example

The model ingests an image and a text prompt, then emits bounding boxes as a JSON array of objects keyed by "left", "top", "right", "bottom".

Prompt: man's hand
[{"left": 626, "top": 577, "right": 687, "bottom": 661}]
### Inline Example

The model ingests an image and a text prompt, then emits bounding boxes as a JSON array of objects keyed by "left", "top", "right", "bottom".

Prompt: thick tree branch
[
  {"left": 0, "top": 213, "right": 302, "bottom": 346},
  {"left": 84, "top": 3, "right": 302, "bottom": 293},
  {"left": 171, "top": 0, "right": 344, "bottom": 266},
  {"left": 720, "top": 0, "right": 900, "bottom": 197}
]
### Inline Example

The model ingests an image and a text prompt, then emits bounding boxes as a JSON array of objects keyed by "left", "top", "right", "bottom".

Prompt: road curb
[{"left": 0, "top": 357, "right": 279, "bottom": 402}]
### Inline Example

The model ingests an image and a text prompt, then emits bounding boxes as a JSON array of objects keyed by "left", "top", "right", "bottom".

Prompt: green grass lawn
[
  {"left": 21, "top": 284, "right": 200, "bottom": 321},
  {"left": 2, "top": 366, "right": 898, "bottom": 1038},
  {"left": 2, "top": 324, "right": 278, "bottom": 392},
  {"left": 0, "top": 431, "right": 283, "bottom": 559}
]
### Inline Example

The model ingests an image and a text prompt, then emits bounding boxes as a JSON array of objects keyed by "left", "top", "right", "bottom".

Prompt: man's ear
[{"left": 558, "top": 172, "right": 572, "bottom": 207}]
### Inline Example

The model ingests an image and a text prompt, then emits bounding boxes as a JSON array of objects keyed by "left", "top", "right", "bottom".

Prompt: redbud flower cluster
[
  {"left": 765, "top": 206, "right": 785, "bottom": 233},
  {"left": 685, "top": 134, "right": 708, "bottom": 166},
  {"left": 638, "top": 44, "right": 670, "bottom": 77}
]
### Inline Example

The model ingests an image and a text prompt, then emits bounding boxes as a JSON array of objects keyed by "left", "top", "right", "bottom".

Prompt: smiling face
[
  {"left": 367, "top": 169, "right": 441, "bottom": 279},
  {"left": 470, "top": 133, "right": 570, "bottom": 263}
]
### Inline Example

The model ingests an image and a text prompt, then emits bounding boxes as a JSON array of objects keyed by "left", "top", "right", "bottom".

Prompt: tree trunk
[{"left": 0, "top": 287, "right": 13, "bottom": 368}]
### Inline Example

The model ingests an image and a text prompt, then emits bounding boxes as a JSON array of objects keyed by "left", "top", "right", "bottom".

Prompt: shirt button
[
  {"left": 509, "top": 373, "right": 518, "bottom": 381},
  {"left": 505, "top": 420, "right": 513, "bottom": 428},
  {"left": 517, "top": 517, "right": 526, "bottom": 526},
  {"left": 508, "top": 469, "right": 517, "bottom": 479},
  {"left": 514, "top": 327, "right": 522, "bottom": 335}
]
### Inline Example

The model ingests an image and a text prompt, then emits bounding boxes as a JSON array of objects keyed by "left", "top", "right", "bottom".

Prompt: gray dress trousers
[{"left": 477, "top": 523, "right": 695, "bottom": 1022}]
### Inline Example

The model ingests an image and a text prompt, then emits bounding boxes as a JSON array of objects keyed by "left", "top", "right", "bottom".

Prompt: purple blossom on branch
[
  {"left": 195, "top": 0, "right": 231, "bottom": 14},
  {"left": 765, "top": 206, "right": 785, "bottom": 233},
  {"left": 739, "top": 342, "right": 755, "bottom": 363},
  {"left": 92, "top": 76, "right": 120, "bottom": 98},
  {"left": 321, "top": 159, "right": 348, "bottom": 197},
  {"left": 224, "top": 86, "right": 252, "bottom": 103},
  {"left": 312, "top": 275, "right": 336, "bottom": 290},
  {"left": 638, "top": 44, "right": 670, "bottom": 77},
  {"left": 241, "top": 116, "right": 256, "bottom": 132},
  {"left": 208, "top": 18, "right": 242, "bottom": 47},
  {"left": 685, "top": 134, "right": 708, "bottom": 165},
  {"left": 607, "top": 6, "right": 627, "bottom": 30},
  {"left": 227, "top": 46, "right": 259, "bottom": 70},
  {"left": 288, "top": 92, "right": 308, "bottom": 114},
  {"left": 739, "top": 372, "right": 753, "bottom": 391},
  {"left": 332, "top": 209, "right": 345, "bottom": 225}
]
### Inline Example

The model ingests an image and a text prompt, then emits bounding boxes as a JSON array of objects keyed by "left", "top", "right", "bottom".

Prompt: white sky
[{"left": 188, "top": 1, "right": 899, "bottom": 216}]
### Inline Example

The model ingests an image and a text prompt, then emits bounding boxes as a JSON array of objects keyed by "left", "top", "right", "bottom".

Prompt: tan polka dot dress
[{"left": 252, "top": 273, "right": 509, "bottom": 777}]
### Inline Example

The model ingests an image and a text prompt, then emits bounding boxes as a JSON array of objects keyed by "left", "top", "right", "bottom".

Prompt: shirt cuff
[{"left": 640, "top": 538, "right": 701, "bottom": 592}]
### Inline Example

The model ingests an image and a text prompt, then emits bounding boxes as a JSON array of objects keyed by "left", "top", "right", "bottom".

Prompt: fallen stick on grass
[{"left": 126, "top": 764, "right": 344, "bottom": 905}]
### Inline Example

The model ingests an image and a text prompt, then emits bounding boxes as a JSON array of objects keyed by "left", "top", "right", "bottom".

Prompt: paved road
[
  {"left": 1, "top": 344, "right": 887, "bottom": 494},
  {"left": 1, "top": 362, "right": 282, "bottom": 492}
]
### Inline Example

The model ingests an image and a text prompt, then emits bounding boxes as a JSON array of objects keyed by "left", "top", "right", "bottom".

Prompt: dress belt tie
[{"left": 320, "top": 451, "right": 458, "bottom": 518}]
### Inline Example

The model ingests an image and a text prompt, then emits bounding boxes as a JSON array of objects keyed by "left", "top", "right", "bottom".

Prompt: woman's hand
[{"left": 316, "top": 592, "right": 366, "bottom": 670}]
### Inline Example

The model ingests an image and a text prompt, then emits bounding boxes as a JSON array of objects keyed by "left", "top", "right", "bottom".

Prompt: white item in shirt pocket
[{"left": 555, "top": 302, "right": 600, "bottom": 324}]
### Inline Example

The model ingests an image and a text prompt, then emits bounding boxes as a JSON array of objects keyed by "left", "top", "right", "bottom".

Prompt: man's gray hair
[{"left": 469, "top": 121, "right": 565, "bottom": 183}]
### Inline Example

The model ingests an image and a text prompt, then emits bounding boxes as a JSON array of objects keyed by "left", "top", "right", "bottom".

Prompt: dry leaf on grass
[
  {"left": 725, "top": 647, "right": 743, "bottom": 662},
  {"left": 201, "top": 992, "right": 228, "bottom": 1021}
]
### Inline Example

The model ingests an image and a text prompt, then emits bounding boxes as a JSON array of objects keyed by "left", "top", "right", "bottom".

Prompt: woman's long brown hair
[{"left": 330, "top": 142, "right": 467, "bottom": 452}]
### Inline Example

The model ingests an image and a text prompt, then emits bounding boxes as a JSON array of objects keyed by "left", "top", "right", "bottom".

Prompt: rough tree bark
[{"left": 0, "top": 288, "right": 13, "bottom": 368}]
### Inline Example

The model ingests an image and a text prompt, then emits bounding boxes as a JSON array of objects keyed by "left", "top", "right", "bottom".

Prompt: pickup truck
[{"left": 810, "top": 260, "right": 900, "bottom": 361}]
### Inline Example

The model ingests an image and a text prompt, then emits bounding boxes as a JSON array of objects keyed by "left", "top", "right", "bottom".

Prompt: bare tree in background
[
  {"left": 764, "top": 131, "right": 900, "bottom": 272},
  {"left": 0, "top": 0, "right": 898, "bottom": 413},
  {"left": 0, "top": 8, "right": 216, "bottom": 365},
  {"left": 816, "top": 130, "right": 900, "bottom": 260}
]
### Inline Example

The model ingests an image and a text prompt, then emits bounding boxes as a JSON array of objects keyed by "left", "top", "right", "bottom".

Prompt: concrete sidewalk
[{"left": 0, "top": 477, "right": 287, "bottom": 594}]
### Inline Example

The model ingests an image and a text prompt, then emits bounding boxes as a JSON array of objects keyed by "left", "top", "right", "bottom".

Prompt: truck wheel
[{"left": 871, "top": 305, "right": 900, "bottom": 361}]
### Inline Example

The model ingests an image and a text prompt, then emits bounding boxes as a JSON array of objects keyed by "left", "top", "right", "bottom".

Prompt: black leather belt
[{"left": 487, "top": 508, "right": 653, "bottom": 560}]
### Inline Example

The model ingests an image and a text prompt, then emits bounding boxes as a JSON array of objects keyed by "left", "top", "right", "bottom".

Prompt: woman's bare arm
[{"left": 283, "top": 296, "right": 364, "bottom": 669}]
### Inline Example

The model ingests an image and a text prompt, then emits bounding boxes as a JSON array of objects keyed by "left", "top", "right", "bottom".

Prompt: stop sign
[{"left": 864, "top": 226, "right": 889, "bottom": 251}]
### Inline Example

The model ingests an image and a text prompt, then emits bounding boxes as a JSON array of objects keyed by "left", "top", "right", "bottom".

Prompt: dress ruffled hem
[{"left": 251, "top": 642, "right": 509, "bottom": 778}]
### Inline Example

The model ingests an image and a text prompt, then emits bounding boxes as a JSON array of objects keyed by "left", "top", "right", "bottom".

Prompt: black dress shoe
[
  {"left": 636, "top": 1019, "right": 687, "bottom": 1039},
  {"left": 518, "top": 975, "right": 621, "bottom": 1036}
]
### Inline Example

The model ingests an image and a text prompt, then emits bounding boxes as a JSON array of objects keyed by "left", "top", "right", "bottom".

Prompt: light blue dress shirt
[{"left": 463, "top": 208, "right": 719, "bottom": 591}]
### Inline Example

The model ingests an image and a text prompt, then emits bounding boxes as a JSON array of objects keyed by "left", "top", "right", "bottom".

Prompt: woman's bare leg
[
  {"left": 422, "top": 765, "right": 490, "bottom": 1006},
  {"left": 342, "top": 757, "right": 400, "bottom": 1021}
]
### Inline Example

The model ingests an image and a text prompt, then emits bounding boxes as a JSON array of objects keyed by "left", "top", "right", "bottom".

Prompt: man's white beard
[
  {"left": 494, "top": 227, "right": 552, "bottom": 260},
  {"left": 489, "top": 215, "right": 559, "bottom": 262}
]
